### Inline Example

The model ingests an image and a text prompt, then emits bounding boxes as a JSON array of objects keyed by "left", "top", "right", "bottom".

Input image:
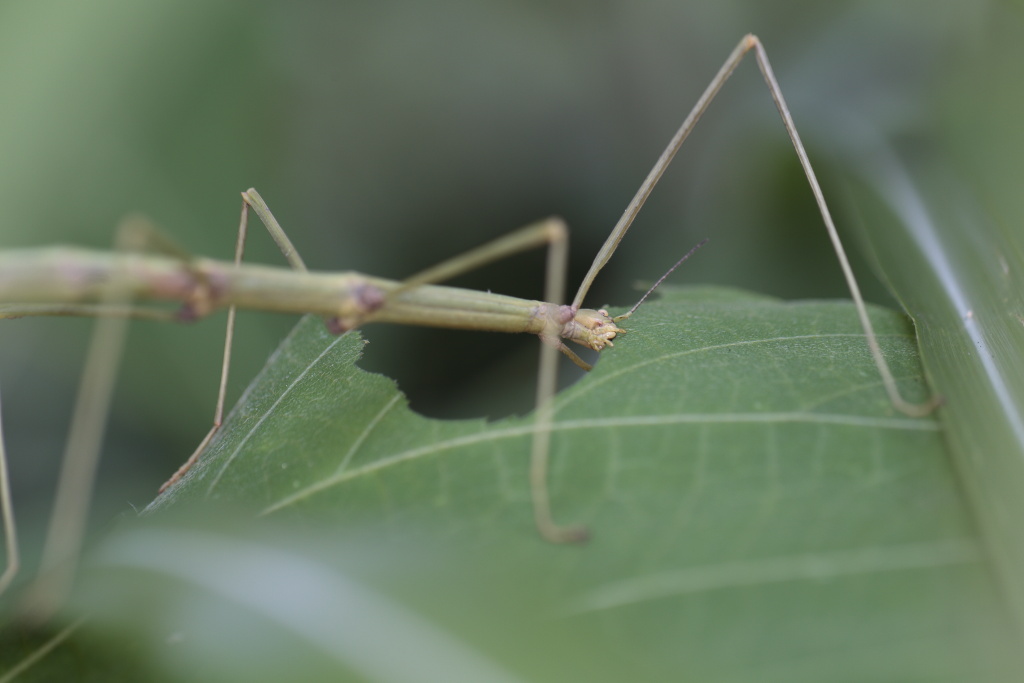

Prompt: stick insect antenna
[{"left": 616, "top": 238, "right": 709, "bottom": 322}]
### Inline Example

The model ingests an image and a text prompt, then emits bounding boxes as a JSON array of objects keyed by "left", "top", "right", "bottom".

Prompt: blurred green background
[{"left": 0, "top": 0, "right": 1019, "bottom": 561}]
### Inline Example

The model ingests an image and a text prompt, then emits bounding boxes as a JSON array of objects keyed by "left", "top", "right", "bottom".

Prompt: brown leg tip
[
  {"left": 563, "top": 525, "right": 590, "bottom": 544},
  {"left": 540, "top": 523, "right": 590, "bottom": 545}
]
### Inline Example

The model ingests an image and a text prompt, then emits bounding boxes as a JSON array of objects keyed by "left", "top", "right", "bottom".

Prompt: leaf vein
[
  {"left": 560, "top": 332, "right": 909, "bottom": 410},
  {"left": 561, "top": 538, "right": 981, "bottom": 614},
  {"left": 260, "top": 411, "right": 939, "bottom": 514}
]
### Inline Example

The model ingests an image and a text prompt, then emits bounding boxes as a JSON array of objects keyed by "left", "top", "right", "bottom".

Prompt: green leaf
[
  {"left": 54, "top": 286, "right": 1017, "bottom": 681},
  {"left": 840, "top": 142, "right": 1024, "bottom": 634}
]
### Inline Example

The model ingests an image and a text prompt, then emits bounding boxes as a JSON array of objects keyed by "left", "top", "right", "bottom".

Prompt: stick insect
[{"left": 0, "top": 34, "right": 936, "bottom": 617}]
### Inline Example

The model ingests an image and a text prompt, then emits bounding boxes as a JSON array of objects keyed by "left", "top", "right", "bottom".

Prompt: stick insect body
[
  {"left": 0, "top": 35, "right": 936, "bottom": 614},
  {"left": 0, "top": 229, "right": 625, "bottom": 369}
]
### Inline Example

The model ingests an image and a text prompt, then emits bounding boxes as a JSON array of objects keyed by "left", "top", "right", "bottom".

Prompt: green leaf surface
[{"left": 47, "top": 286, "right": 1014, "bottom": 682}]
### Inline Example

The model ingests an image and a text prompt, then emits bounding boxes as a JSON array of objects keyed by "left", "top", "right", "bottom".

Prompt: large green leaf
[{"left": 11, "top": 287, "right": 1011, "bottom": 681}]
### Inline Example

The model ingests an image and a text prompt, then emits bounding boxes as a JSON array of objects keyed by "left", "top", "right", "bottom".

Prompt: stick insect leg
[
  {"left": 401, "top": 219, "right": 588, "bottom": 541},
  {"left": 378, "top": 217, "right": 588, "bottom": 541},
  {"left": 160, "top": 187, "right": 326, "bottom": 493},
  {"left": 158, "top": 195, "right": 267, "bottom": 493},
  {"left": 402, "top": 219, "right": 587, "bottom": 542},
  {"left": 574, "top": 34, "right": 938, "bottom": 416},
  {"left": 530, "top": 222, "right": 590, "bottom": 543},
  {"left": 19, "top": 217, "right": 157, "bottom": 619},
  {"left": 241, "top": 189, "right": 586, "bottom": 542},
  {"left": 0, "top": 388, "right": 19, "bottom": 597}
]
